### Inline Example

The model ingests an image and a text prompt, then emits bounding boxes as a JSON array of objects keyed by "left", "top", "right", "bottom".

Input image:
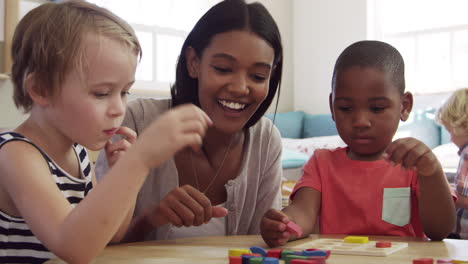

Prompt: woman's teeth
[{"left": 219, "top": 100, "right": 246, "bottom": 110}]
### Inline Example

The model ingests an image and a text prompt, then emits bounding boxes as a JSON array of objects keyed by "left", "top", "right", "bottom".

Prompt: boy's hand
[
  {"left": 144, "top": 185, "right": 228, "bottom": 228},
  {"left": 260, "top": 209, "right": 291, "bottom": 247},
  {"left": 105, "top": 126, "right": 137, "bottom": 168},
  {"left": 383, "top": 137, "right": 441, "bottom": 176}
]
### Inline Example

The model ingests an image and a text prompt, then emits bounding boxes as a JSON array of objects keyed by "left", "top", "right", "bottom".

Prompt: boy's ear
[
  {"left": 185, "top": 46, "right": 200, "bottom": 78},
  {"left": 400, "top": 92, "right": 413, "bottom": 121},
  {"left": 24, "top": 73, "right": 50, "bottom": 107},
  {"left": 329, "top": 93, "right": 335, "bottom": 121}
]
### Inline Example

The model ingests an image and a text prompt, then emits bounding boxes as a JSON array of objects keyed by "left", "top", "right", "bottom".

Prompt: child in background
[
  {"left": 437, "top": 88, "right": 468, "bottom": 239},
  {"left": 0, "top": 1, "right": 216, "bottom": 263},
  {"left": 260, "top": 40, "right": 456, "bottom": 247}
]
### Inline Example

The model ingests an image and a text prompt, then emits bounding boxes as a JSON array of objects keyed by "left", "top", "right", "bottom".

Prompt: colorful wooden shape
[
  {"left": 343, "top": 236, "right": 369, "bottom": 244},
  {"left": 286, "top": 221, "right": 303, "bottom": 237}
]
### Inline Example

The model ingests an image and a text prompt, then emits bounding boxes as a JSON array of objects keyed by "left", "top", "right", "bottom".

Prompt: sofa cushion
[
  {"left": 303, "top": 114, "right": 338, "bottom": 138},
  {"left": 282, "top": 135, "right": 346, "bottom": 157},
  {"left": 266, "top": 111, "right": 305, "bottom": 139},
  {"left": 440, "top": 126, "right": 451, "bottom": 145},
  {"left": 281, "top": 148, "right": 309, "bottom": 169},
  {"left": 396, "top": 109, "right": 441, "bottom": 149}
]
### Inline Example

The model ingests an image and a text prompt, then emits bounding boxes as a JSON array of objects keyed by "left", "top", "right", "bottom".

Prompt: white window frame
[
  {"left": 368, "top": 0, "right": 468, "bottom": 95},
  {"left": 87, "top": 0, "right": 220, "bottom": 97},
  {"left": 130, "top": 23, "right": 187, "bottom": 96}
]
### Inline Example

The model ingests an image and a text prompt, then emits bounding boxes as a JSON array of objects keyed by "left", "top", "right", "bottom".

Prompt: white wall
[
  {"left": 0, "top": 0, "right": 4, "bottom": 41},
  {"left": 0, "top": 79, "right": 28, "bottom": 129},
  {"left": 293, "top": 0, "right": 368, "bottom": 114}
]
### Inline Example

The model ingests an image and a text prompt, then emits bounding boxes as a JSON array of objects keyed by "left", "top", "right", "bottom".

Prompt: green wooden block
[
  {"left": 250, "top": 257, "right": 263, "bottom": 264},
  {"left": 280, "top": 249, "right": 295, "bottom": 259}
]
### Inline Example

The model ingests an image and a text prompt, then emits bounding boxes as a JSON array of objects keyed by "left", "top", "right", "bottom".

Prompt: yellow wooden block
[
  {"left": 452, "top": 260, "right": 468, "bottom": 264},
  {"left": 228, "top": 249, "right": 251, "bottom": 257},
  {"left": 343, "top": 236, "right": 369, "bottom": 244}
]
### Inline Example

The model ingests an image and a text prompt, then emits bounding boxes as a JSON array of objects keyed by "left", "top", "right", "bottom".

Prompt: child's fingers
[
  {"left": 262, "top": 230, "right": 290, "bottom": 247},
  {"left": 182, "top": 120, "right": 208, "bottom": 137},
  {"left": 263, "top": 230, "right": 290, "bottom": 241},
  {"left": 385, "top": 138, "right": 414, "bottom": 165},
  {"left": 384, "top": 138, "right": 407, "bottom": 161},
  {"left": 261, "top": 210, "right": 288, "bottom": 232},
  {"left": 401, "top": 144, "right": 429, "bottom": 169},
  {"left": 183, "top": 104, "right": 213, "bottom": 127},
  {"left": 385, "top": 138, "right": 440, "bottom": 176},
  {"left": 264, "top": 208, "right": 289, "bottom": 224},
  {"left": 261, "top": 217, "right": 287, "bottom": 233},
  {"left": 114, "top": 126, "right": 137, "bottom": 144},
  {"left": 261, "top": 210, "right": 291, "bottom": 248},
  {"left": 185, "top": 135, "right": 204, "bottom": 153},
  {"left": 109, "top": 150, "right": 125, "bottom": 164},
  {"left": 177, "top": 104, "right": 212, "bottom": 127},
  {"left": 414, "top": 151, "right": 439, "bottom": 176},
  {"left": 105, "top": 139, "right": 132, "bottom": 154},
  {"left": 385, "top": 139, "right": 413, "bottom": 165}
]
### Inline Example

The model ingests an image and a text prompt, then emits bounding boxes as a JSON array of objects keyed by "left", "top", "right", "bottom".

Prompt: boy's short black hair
[{"left": 332, "top": 40, "right": 405, "bottom": 94}]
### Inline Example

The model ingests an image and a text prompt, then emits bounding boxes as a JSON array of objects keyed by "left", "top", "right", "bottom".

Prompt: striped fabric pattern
[{"left": 0, "top": 132, "right": 93, "bottom": 263}]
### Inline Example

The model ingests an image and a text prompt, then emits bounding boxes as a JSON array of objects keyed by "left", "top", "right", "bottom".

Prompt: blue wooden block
[
  {"left": 262, "top": 257, "right": 279, "bottom": 264},
  {"left": 249, "top": 246, "right": 267, "bottom": 257},
  {"left": 299, "top": 250, "right": 327, "bottom": 257}
]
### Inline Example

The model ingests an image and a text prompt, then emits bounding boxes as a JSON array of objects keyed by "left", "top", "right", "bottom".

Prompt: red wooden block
[
  {"left": 229, "top": 256, "right": 242, "bottom": 264},
  {"left": 286, "top": 221, "right": 303, "bottom": 237},
  {"left": 413, "top": 258, "right": 434, "bottom": 264},
  {"left": 266, "top": 248, "right": 283, "bottom": 258},
  {"left": 376, "top": 241, "right": 392, "bottom": 248}
]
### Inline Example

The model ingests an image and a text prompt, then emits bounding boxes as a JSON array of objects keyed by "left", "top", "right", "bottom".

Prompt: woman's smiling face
[{"left": 186, "top": 30, "right": 275, "bottom": 134}]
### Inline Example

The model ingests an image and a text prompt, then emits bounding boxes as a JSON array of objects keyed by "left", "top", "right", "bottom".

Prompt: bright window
[
  {"left": 369, "top": 0, "right": 468, "bottom": 95},
  {"left": 88, "top": 0, "right": 219, "bottom": 94}
]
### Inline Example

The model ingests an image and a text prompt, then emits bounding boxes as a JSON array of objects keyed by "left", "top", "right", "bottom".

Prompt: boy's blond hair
[
  {"left": 437, "top": 88, "right": 468, "bottom": 136},
  {"left": 11, "top": 0, "right": 141, "bottom": 113}
]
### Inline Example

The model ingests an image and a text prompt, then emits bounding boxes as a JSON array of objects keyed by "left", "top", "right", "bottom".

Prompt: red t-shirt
[{"left": 291, "top": 147, "right": 425, "bottom": 237}]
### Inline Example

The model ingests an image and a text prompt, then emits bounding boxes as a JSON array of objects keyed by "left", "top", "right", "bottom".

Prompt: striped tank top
[{"left": 0, "top": 132, "right": 93, "bottom": 264}]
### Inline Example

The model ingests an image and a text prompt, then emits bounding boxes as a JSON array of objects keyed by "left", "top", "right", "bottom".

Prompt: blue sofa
[{"left": 266, "top": 108, "right": 451, "bottom": 172}]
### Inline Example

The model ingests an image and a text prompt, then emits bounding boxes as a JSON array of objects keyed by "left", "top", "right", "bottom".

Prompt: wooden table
[{"left": 46, "top": 235, "right": 468, "bottom": 264}]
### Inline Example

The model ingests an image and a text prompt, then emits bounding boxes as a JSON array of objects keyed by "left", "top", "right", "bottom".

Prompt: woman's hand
[{"left": 144, "top": 185, "right": 228, "bottom": 228}]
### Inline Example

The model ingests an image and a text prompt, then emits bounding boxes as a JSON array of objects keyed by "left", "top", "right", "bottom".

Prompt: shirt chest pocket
[{"left": 382, "top": 187, "right": 411, "bottom": 227}]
